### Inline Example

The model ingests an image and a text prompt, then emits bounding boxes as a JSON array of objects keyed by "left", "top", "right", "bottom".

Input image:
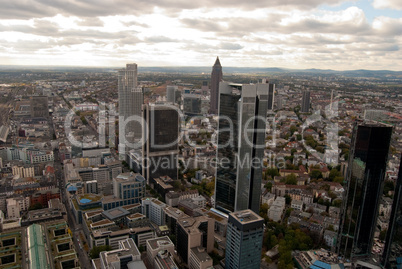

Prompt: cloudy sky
[{"left": 0, "top": 0, "right": 401, "bottom": 70}]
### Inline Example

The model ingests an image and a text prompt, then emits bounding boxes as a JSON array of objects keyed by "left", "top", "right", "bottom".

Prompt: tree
[
  {"left": 265, "top": 182, "right": 273, "bottom": 192},
  {"left": 266, "top": 168, "right": 280, "bottom": 178},
  {"left": 329, "top": 168, "right": 342, "bottom": 181},
  {"left": 90, "top": 245, "right": 112, "bottom": 259},
  {"left": 284, "top": 194, "right": 292, "bottom": 205},
  {"left": 284, "top": 174, "right": 298, "bottom": 185},
  {"left": 333, "top": 176, "right": 344, "bottom": 185},
  {"left": 310, "top": 170, "right": 323, "bottom": 179}
]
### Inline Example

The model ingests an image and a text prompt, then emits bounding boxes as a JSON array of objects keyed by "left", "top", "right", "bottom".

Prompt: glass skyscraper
[
  {"left": 382, "top": 155, "right": 402, "bottom": 269},
  {"left": 214, "top": 82, "right": 270, "bottom": 214},
  {"left": 225, "top": 209, "right": 264, "bottom": 269},
  {"left": 118, "top": 63, "right": 143, "bottom": 156},
  {"left": 142, "top": 104, "right": 179, "bottom": 182},
  {"left": 337, "top": 121, "right": 393, "bottom": 259}
]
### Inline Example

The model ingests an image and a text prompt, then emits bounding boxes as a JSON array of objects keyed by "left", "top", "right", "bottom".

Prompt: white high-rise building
[{"left": 118, "top": 63, "right": 143, "bottom": 158}]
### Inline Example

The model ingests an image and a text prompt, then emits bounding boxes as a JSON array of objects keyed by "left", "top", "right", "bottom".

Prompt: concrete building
[
  {"left": 6, "top": 196, "right": 30, "bottom": 218},
  {"left": 142, "top": 197, "right": 167, "bottom": 226},
  {"left": 118, "top": 63, "right": 143, "bottom": 157},
  {"left": 268, "top": 196, "right": 286, "bottom": 222},
  {"left": 146, "top": 236, "right": 178, "bottom": 269},
  {"left": 12, "top": 165, "right": 35, "bottom": 178},
  {"left": 176, "top": 216, "right": 214, "bottom": 266},
  {"left": 225, "top": 209, "right": 264, "bottom": 269},
  {"left": 98, "top": 238, "right": 146, "bottom": 269},
  {"left": 112, "top": 172, "right": 146, "bottom": 207},
  {"left": 189, "top": 247, "right": 213, "bottom": 269}
]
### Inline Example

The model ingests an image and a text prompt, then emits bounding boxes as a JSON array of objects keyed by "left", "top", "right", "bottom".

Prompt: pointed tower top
[{"left": 214, "top": 56, "right": 221, "bottom": 66}]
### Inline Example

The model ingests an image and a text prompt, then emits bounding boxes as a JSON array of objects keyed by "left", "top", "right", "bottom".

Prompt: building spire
[{"left": 214, "top": 56, "right": 221, "bottom": 66}]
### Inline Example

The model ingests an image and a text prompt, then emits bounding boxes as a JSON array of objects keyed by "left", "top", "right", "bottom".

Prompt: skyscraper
[
  {"left": 142, "top": 104, "right": 179, "bottom": 182},
  {"left": 337, "top": 121, "right": 393, "bottom": 259},
  {"left": 214, "top": 82, "right": 269, "bottom": 214},
  {"left": 382, "top": 155, "right": 402, "bottom": 269},
  {"left": 262, "top": 79, "right": 275, "bottom": 110},
  {"left": 301, "top": 90, "right": 310, "bottom": 113},
  {"left": 209, "top": 57, "right": 223, "bottom": 114},
  {"left": 118, "top": 63, "right": 143, "bottom": 156},
  {"left": 225, "top": 209, "right": 264, "bottom": 269},
  {"left": 268, "top": 83, "right": 275, "bottom": 110},
  {"left": 166, "top": 85, "right": 178, "bottom": 104}
]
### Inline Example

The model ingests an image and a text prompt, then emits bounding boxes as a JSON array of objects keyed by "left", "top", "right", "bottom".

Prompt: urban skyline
[{"left": 0, "top": 53, "right": 401, "bottom": 269}]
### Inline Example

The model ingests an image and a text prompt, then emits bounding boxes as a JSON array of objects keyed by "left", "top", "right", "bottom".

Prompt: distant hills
[{"left": 0, "top": 65, "right": 402, "bottom": 78}]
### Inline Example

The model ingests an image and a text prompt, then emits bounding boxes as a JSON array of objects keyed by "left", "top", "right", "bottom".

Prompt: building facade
[
  {"left": 382, "top": 155, "right": 402, "bottom": 268},
  {"left": 336, "top": 121, "right": 393, "bottom": 259},
  {"left": 142, "top": 104, "right": 179, "bottom": 182},
  {"left": 209, "top": 57, "right": 223, "bottom": 114},
  {"left": 118, "top": 63, "right": 143, "bottom": 157},
  {"left": 214, "top": 82, "right": 270, "bottom": 214},
  {"left": 301, "top": 90, "right": 310, "bottom": 113},
  {"left": 225, "top": 209, "right": 264, "bottom": 269}
]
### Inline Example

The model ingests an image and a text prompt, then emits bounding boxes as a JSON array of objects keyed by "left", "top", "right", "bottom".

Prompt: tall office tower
[
  {"left": 166, "top": 85, "right": 178, "bottom": 104},
  {"left": 301, "top": 90, "right": 310, "bottom": 113},
  {"left": 209, "top": 57, "right": 223, "bottom": 114},
  {"left": 336, "top": 121, "right": 393, "bottom": 259},
  {"left": 30, "top": 96, "right": 49, "bottom": 118},
  {"left": 183, "top": 94, "right": 202, "bottom": 116},
  {"left": 225, "top": 209, "right": 264, "bottom": 269},
  {"left": 262, "top": 79, "right": 275, "bottom": 110},
  {"left": 382, "top": 155, "right": 402, "bottom": 268},
  {"left": 118, "top": 63, "right": 143, "bottom": 155},
  {"left": 214, "top": 82, "right": 269, "bottom": 214},
  {"left": 142, "top": 104, "right": 179, "bottom": 183},
  {"left": 268, "top": 84, "right": 275, "bottom": 110}
]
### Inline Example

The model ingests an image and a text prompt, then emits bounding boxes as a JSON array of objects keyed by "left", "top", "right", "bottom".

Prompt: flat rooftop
[
  {"left": 230, "top": 209, "right": 263, "bottom": 224},
  {"left": 147, "top": 236, "right": 174, "bottom": 251},
  {"left": 102, "top": 207, "right": 130, "bottom": 220}
]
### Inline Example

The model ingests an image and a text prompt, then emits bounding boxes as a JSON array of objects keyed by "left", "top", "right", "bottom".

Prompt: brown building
[{"left": 30, "top": 188, "right": 61, "bottom": 208}]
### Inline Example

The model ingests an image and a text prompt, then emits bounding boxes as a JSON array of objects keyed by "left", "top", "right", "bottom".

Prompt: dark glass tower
[
  {"left": 382, "top": 155, "right": 402, "bottom": 268},
  {"left": 142, "top": 104, "right": 179, "bottom": 182},
  {"left": 209, "top": 57, "right": 223, "bottom": 114},
  {"left": 268, "top": 83, "right": 275, "bottom": 110},
  {"left": 214, "top": 82, "right": 270, "bottom": 214},
  {"left": 301, "top": 90, "right": 310, "bottom": 113},
  {"left": 337, "top": 121, "right": 393, "bottom": 259}
]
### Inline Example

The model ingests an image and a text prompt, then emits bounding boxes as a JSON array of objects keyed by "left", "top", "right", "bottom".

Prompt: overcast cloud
[{"left": 0, "top": 0, "right": 401, "bottom": 70}]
